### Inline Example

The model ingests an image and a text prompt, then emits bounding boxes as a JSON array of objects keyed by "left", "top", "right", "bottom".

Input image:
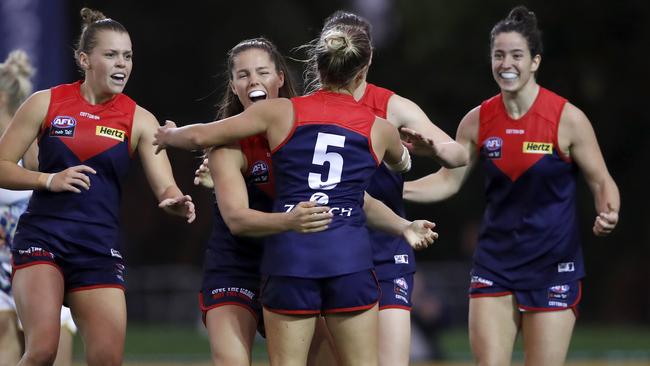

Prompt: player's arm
[
  {"left": 153, "top": 98, "right": 291, "bottom": 153},
  {"left": 372, "top": 117, "right": 412, "bottom": 173},
  {"left": 210, "top": 146, "right": 332, "bottom": 237},
  {"left": 560, "top": 103, "right": 620, "bottom": 236},
  {"left": 0, "top": 91, "right": 95, "bottom": 192},
  {"left": 402, "top": 106, "right": 480, "bottom": 203},
  {"left": 363, "top": 193, "right": 437, "bottom": 250},
  {"left": 388, "top": 94, "right": 468, "bottom": 168},
  {"left": 133, "top": 106, "right": 195, "bottom": 223}
]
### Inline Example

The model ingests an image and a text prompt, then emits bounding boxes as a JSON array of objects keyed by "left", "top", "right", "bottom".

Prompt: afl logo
[
  {"left": 50, "top": 116, "right": 77, "bottom": 137},
  {"left": 309, "top": 192, "right": 329, "bottom": 205},
  {"left": 394, "top": 277, "right": 409, "bottom": 290},
  {"left": 484, "top": 136, "right": 502, "bottom": 159},
  {"left": 250, "top": 161, "right": 269, "bottom": 183},
  {"left": 550, "top": 285, "right": 570, "bottom": 294}
]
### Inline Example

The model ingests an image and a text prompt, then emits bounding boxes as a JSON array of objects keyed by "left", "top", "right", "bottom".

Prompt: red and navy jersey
[
  {"left": 474, "top": 87, "right": 584, "bottom": 290},
  {"left": 359, "top": 83, "right": 416, "bottom": 280},
  {"left": 203, "top": 135, "right": 275, "bottom": 278},
  {"left": 15, "top": 81, "right": 135, "bottom": 254},
  {"left": 261, "top": 90, "right": 379, "bottom": 278}
]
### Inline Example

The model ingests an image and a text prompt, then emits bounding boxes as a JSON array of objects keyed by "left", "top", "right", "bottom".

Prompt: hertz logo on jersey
[
  {"left": 523, "top": 141, "right": 553, "bottom": 154},
  {"left": 96, "top": 126, "right": 125, "bottom": 141}
]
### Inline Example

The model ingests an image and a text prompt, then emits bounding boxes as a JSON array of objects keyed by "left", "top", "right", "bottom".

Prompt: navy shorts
[
  {"left": 11, "top": 236, "right": 126, "bottom": 292},
  {"left": 262, "top": 269, "right": 379, "bottom": 315},
  {"left": 199, "top": 274, "right": 262, "bottom": 323},
  {"left": 378, "top": 274, "right": 413, "bottom": 310},
  {"left": 469, "top": 274, "right": 582, "bottom": 313}
]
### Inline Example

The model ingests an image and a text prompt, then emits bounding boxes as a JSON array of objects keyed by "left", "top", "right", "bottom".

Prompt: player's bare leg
[
  {"left": 469, "top": 295, "right": 520, "bottom": 366},
  {"left": 325, "top": 304, "right": 379, "bottom": 366},
  {"left": 521, "top": 309, "right": 575, "bottom": 366},
  {"left": 264, "top": 308, "right": 317, "bottom": 366},
  {"left": 206, "top": 305, "right": 257, "bottom": 366}
]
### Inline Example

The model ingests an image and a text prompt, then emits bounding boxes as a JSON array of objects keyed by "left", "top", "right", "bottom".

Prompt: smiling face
[
  {"left": 229, "top": 48, "right": 285, "bottom": 110},
  {"left": 79, "top": 30, "right": 133, "bottom": 99},
  {"left": 491, "top": 31, "right": 540, "bottom": 94}
]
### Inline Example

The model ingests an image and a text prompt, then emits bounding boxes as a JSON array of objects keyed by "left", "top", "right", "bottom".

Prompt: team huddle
[{"left": 0, "top": 5, "right": 619, "bottom": 366}]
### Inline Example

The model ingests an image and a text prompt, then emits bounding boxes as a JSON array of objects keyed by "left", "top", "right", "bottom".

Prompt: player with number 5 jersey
[{"left": 153, "top": 20, "right": 436, "bottom": 366}]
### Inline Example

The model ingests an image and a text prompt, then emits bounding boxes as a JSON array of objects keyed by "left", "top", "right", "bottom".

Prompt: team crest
[
  {"left": 50, "top": 116, "right": 77, "bottom": 137},
  {"left": 484, "top": 137, "right": 503, "bottom": 159},
  {"left": 250, "top": 160, "right": 270, "bottom": 183}
]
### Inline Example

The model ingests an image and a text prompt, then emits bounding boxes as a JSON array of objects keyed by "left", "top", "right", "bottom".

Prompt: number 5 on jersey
[{"left": 308, "top": 132, "right": 345, "bottom": 190}]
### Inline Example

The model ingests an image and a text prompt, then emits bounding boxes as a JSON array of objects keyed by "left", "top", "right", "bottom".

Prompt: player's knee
[
  {"left": 23, "top": 346, "right": 58, "bottom": 366},
  {"left": 85, "top": 347, "right": 123, "bottom": 366},
  {"left": 211, "top": 350, "right": 251, "bottom": 366}
]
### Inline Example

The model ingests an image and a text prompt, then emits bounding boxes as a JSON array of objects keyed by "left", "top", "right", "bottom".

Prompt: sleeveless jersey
[
  {"left": 203, "top": 134, "right": 275, "bottom": 277},
  {"left": 359, "top": 83, "right": 416, "bottom": 279},
  {"left": 261, "top": 90, "right": 379, "bottom": 278},
  {"left": 474, "top": 86, "right": 584, "bottom": 289},
  {"left": 14, "top": 81, "right": 135, "bottom": 255}
]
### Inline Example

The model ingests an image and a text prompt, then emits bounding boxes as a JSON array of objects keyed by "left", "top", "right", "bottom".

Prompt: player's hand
[
  {"left": 287, "top": 201, "right": 333, "bottom": 233},
  {"left": 403, "top": 220, "right": 438, "bottom": 250},
  {"left": 159, "top": 194, "right": 196, "bottom": 223},
  {"left": 194, "top": 158, "right": 213, "bottom": 189},
  {"left": 593, "top": 203, "right": 618, "bottom": 236},
  {"left": 48, "top": 165, "right": 97, "bottom": 193},
  {"left": 400, "top": 127, "right": 440, "bottom": 158},
  {"left": 153, "top": 120, "right": 178, "bottom": 155}
]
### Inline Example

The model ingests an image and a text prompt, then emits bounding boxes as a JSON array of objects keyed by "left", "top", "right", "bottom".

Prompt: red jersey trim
[
  {"left": 68, "top": 284, "right": 126, "bottom": 293},
  {"left": 270, "top": 100, "right": 299, "bottom": 155},
  {"left": 12, "top": 261, "right": 64, "bottom": 278},
  {"left": 378, "top": 304, "right": 412, "bottom": 311},
  {"left": 198, "top": 293, "right": 259, "bottom": 321},
  {"left": 367, "top": 119, "right": 380, "bottom": 166},
  {"left": 553, "top": 102, "right": 572, "bottom": 163}
]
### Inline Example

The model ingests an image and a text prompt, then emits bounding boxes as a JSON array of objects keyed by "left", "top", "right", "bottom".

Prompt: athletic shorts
[
  {"left": 11, "top": 236, "right": 126, "bottom": 292},
  {"left": 469, "top": 274, "right": 582, "bottom": 313},
  {"left": 199, "top": 274, "right": 262, "bottom": 324},
  {"left": 261, "top": 269, "right": 379, "bottom": 315},
  {"left": 378, "top": 274, "right": 413, "bottom": 310}
]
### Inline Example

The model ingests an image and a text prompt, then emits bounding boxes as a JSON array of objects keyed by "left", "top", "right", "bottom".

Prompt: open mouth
[
  {"left": 111, "top": 73, "right": 126, "bottom": 83},
  {"left": 248, "top": 90, "right": 267, "bottom": 103},
  {"left": 499, "top": 72, "right": 518, "bottom": 80}
]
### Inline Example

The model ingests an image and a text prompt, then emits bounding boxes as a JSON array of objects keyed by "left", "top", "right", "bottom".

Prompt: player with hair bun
[
  {"left": 0, "top": 8, "right": 195, "bottom": 365},
  {"left": 403, "top": 5, "right": 620, "bottom": 365}
]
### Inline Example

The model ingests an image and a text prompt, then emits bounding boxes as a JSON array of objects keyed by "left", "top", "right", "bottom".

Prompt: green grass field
[{"left": 71, "top": 324, "right": 650, "bottom": 364}]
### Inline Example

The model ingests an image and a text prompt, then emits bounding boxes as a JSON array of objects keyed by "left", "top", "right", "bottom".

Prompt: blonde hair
[
  {"left": 0, "top": 50, "right": 35, "bottom": 115},
  {"left": 302, "top": 22, "right": 371, "bottom": 93}
]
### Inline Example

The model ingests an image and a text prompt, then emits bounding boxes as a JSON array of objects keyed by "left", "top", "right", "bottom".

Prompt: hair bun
[{"left": 325, "top": 33, "right": 349, "bottom": 52}]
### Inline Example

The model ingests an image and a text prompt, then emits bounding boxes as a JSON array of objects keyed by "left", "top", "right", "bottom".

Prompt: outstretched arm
[
  {"left": 402, "top": 106, "right": 480, "bottom": 203},
  {"left": 388, "top": 94, "right": 468, "bottom": 168},
  {"left": 210, "top": 146, "right": 332, "bottom": 237},
  {"left": 363, "top": 193, "right": 437, "bottom": 250},
  {"left": 560, "top": 103, "right": 620, "bottom": 236},
  {"left": 134, "top": 106, "right": 195, "bottom": 223},
  {"left": 153, "top": 98, "right": 291, "bottom": 153}
]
